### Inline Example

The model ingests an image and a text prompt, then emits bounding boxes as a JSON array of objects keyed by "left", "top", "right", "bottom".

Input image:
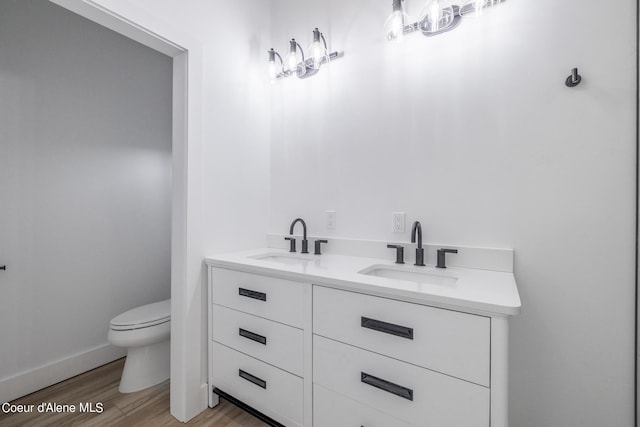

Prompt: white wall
[
  {"left": 0, "top": 0, "right": 172, "bottom": 399},
  {"left": 270, "top": 0, "right": 636, "bottom": 425},
  {"left": 55, "top": 0, "right": 272, "bottom": 420}
]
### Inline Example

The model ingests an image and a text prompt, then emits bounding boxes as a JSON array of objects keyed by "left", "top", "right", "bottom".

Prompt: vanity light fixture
[
  {"left": 384, "top": 0, "right": 410, "bottom": 42},
  {"left": 267, "top": 48, "right": 284, "bottom": 84},
  {"left": 308, "top": 28, "right": 329, "bottom": 70},
  {"left": 284, "top": 39, "right": 306, "bottom": 77},
  {"left": 384, "top": 0, "right": 502, "bottom": 40},
  {"left": 268, "top": 28, "right": 343, "bottom": 83}
]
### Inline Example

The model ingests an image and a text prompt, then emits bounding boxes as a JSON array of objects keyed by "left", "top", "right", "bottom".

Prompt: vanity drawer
[
  {"left": 313, "top": 286, "right": 490, "bottom": 386},
  {"left": 211, "top": 304, "right": 303, "bottom": 376},
  {"left": 314, "top": 384, "right": 414, "bottom": 427},
  {"left": 211, "top": 268, "right": 307, "bottom": 328},
  {"left": 211, "top": 341, "right": 303, "bottom": 427},
  {"left": 313, "top": 335, "right": 489, "bottom": 427}
]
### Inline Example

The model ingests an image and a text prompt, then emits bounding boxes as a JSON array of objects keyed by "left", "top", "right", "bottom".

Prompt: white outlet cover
[
  {"left": 326, "top": 210, "right": 336, "bottom": 230},
  {"left": 392, "top": 212, "right": 405, "bottom": 233}
]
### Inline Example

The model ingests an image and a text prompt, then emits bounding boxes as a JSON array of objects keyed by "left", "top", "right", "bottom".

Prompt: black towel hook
[{"left": 565, "top": 68, "right": 582, "bottom": 87}]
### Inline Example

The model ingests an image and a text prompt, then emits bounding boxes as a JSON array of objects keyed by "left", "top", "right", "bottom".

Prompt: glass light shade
[
  {"left": 267, "top": 49, "right": 282, "bottom": 83},
  {"left": 460, "top": 0, "right": 488, "bottom": 16},
  {"left": 308, "top": 29, "right": 328, "bottom": 70},
  {"left": 384, "top": 9, "right": 409, "bottom": 42},
  {"left": 418, "top": 0, "right": 455, "bottom": 33},
  {"left": 309, "top": 41, "right": 328, "bottom": 69},
  {"left": 268, "top": 60, "right": 279, "bottom": 83},
  {"left": 284, "top": 40, "right": 305, "bottom": 76}
]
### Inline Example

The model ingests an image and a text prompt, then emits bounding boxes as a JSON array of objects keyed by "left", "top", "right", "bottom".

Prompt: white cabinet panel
[
  {"left": 313, "top": 335, "right": 490, "bottom": 427},
  {"left": 314, "top": 285, "right": 490, "bottom": 386},
  {"left": 210, "top": 341, "right": 303, "bottom": 427},
  {"left": 211, "top": 267, "right": 308, "bottom": 328},
  {"left": 212, "top": 304, "right": 303, "bottom": 376},
  {"left": 314, "top": 384, "right": 415, "bottom": 427}
]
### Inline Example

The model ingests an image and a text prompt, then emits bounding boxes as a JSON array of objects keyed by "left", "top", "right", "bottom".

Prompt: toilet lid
[{"left": 110, "top": 299, "right": 170, "bottom": 328}]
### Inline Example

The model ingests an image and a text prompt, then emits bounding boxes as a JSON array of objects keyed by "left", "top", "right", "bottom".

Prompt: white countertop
[{"left": 205, "top": 248, "right": 521, "bottom": 316}]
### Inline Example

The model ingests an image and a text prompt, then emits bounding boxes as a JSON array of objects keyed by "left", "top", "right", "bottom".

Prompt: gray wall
[{"left": 0, "top": 0, "right": 172, "bottom": 391}]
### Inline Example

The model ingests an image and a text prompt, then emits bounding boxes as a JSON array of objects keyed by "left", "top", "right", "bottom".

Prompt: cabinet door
[
  {"left": 313, "top": 335, "right": 490, "bottom": 427},
  {"left": 314, "top": 285, "right": 490, "bottom": 386}
]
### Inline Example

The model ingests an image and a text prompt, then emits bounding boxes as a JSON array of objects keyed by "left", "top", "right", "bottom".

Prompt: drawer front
[
  {"left": 313, "top": 286, "right": 490, "bottom": 386},
  {"left": 212, "top": 304, "right": 303, "bottom": 376},
  {"left": 314, "top": 384, "right": 414, "bottom": 427},
  {"left": 211, "top": 268, "right": 307, "bottom": 328},
  {"left": 313, "top": 335, "right": 489, "bottom": 427},
  {"left": 211, "top": 341, "right": 303, "bottom": 427}
]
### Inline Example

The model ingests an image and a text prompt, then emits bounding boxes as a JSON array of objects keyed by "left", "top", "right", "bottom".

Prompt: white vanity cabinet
[
  {"left": 208, "top": 267, "right": 312, "bottom": 427},
  {"left": 313, "top": 286, "right": 495, "bottom": 427},
  {"left": 207, "top": 249, "right": 518, "bottom": 427}
]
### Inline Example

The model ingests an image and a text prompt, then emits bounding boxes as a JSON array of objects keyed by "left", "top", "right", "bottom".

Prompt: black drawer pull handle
[
  {"left": 239, "top": 328, "right": 267, "bottom": 345},
  {"left": 238, "top": 369, "right": 267, "bottom": 389},
  {"left": 361, "top": 316, "right": 413, "bottom": 340},
  {"left": 361, "top": 372, "right": 413, "bottom": 401},
  {"left": 238, "top": 287, "right": 267, "bottom": 301}
]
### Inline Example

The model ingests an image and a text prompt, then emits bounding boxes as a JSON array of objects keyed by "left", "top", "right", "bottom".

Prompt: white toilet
[{"left": 108, "top": 299, "right": 171, "bottom": 393}]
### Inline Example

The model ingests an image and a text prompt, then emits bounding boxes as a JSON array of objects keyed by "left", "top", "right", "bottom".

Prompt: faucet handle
[
  {"left": 436, "top": 248, "right": 458, "bottom": 268},
  {"left": 387, "top": 244, "right": 405, "bottom": 264},
  {"left": 314, "top": 240, "right": 328, "bottom": 255},
  {"left": 284, "top": 237, "right": 296, "bottom": 253}
]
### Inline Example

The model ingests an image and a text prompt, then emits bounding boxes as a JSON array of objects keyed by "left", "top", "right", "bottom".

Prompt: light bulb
[
  {"left": 384, "top": 0, "right": 408, "bottom": 42},
  {"left": 427, "top": 0, "right": 442, "bottom": 28},
  {"left": 391, "top": 11, "right": 405, "bottom": 39},
  {"left": 267, "top": 48, "right": 282, "bottom": 83},
  {"left": 308, "top": 28, "right": 328, "bottom": 70},
  {"left": 284, "top": 39, "right": 305, "bottom": 76},
  {"left": 285, "top": 54, "right": 298, "bottom": 73},
  {"left": 419, "top": 0, "right": 455, "bottom": 34},
  {"left": 268, "top": 61, "right": 278, "bottom": 83},
  {"left": 310, "top": 41, "right": 325, "bottom": 68}
]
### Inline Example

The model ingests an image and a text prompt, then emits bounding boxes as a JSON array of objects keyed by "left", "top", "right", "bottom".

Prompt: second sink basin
[{"left": 359, "top": 264, "right": 458, "bottom": 287}]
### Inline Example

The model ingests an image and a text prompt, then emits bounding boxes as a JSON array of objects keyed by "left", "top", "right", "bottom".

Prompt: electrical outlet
[
  {"left": 326, "top": 210, "right": 336, "bottom": 230},
  {"left": 392, "top": 212, "right": 405, "bottom": 233}
]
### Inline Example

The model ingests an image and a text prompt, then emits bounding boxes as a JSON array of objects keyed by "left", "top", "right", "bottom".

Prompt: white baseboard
[{"left": 0, "top": 343, "right": 127, "bottom": 404}]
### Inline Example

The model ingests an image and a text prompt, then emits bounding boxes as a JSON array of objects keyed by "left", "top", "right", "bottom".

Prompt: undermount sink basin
[
  {"left": 251, "top": 253, "right": 315, "bottom": 265},
  {"left": 359, "top": 264, "right": 458, "bottom": 287}
]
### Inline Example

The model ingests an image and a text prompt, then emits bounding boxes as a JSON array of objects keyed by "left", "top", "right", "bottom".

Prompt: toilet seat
[
  {"left": 110, "top": 317, "right": 170, "bottom": 331},
  {"left": 110, "top": 299, "right": 170, "bottom": 331}
]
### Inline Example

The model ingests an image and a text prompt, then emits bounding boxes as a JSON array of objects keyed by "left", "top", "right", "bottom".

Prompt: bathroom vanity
[{"left": 206, "top": 246, "right": 520, "bottom": 427}]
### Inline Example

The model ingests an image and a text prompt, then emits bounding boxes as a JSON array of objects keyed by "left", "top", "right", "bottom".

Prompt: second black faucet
[
  {"left": 287, "top": 218, "right": 309, "bottom": 254},
  {"left": 411, "top": 221, "right": 425, "bottom": 267}
]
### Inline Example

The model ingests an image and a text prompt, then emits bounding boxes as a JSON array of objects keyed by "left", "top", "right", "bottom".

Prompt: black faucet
[
  {"left": 314, "top": 239, "right": 328, "bottom": 255},
  {"left": 411, "top": 221, "right": 425, "bottom": 266},
  {"left": 387, "top": 244, "right": 405, "bottom": 264},
  {"left": 288, "top": 218, "right": 309, "bottom": 254},
  {"left": 436, "top": 248, "right": 458, "bottom": 268}
]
